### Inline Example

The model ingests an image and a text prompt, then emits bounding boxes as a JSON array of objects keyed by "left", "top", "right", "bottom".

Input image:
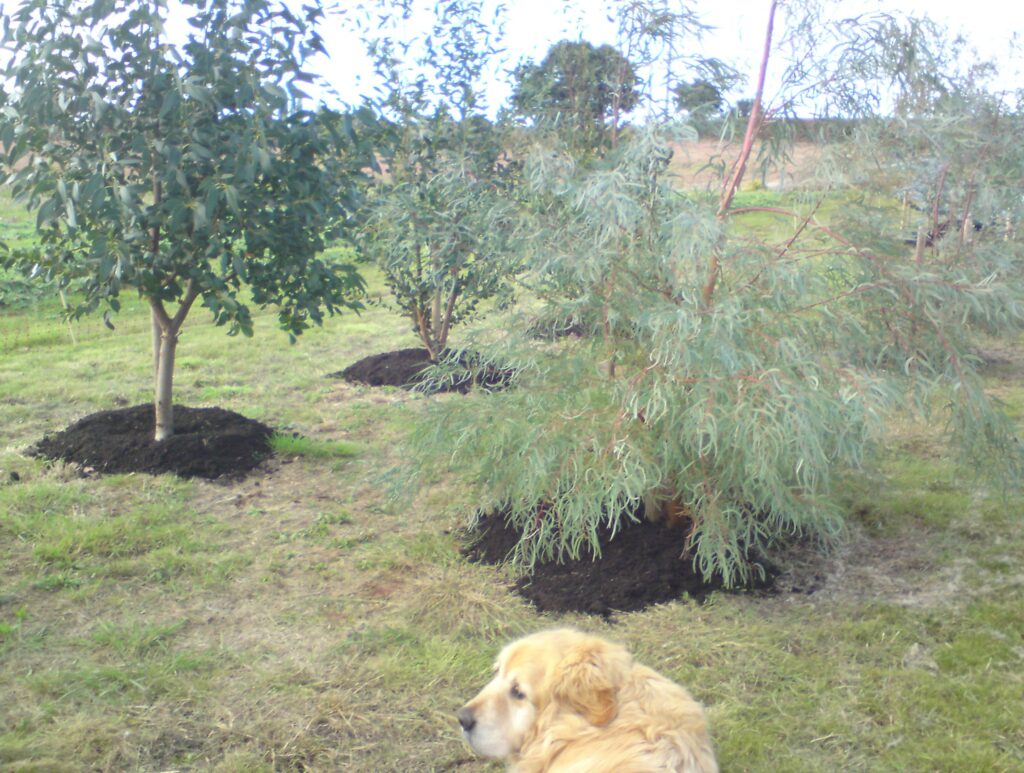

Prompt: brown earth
[
  {"left": 464, "top": 511, "right": 775, "bottom": 617},
  {"left": 331, "top": 347, "right": 514, "bottom": 392},
  {"left": 29, "top": 404, "right": 273, "bottom": 479}
]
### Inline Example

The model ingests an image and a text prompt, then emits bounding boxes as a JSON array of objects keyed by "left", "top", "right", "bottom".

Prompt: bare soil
[
  {"left": 332, "top": 347, "right": 514, "bottom": 392},
  {"left": 29, "top": 404, "right": 273, "bottom": 479},
  {"left": 464, "top": 511, "right": 774, "bottom": 616}
]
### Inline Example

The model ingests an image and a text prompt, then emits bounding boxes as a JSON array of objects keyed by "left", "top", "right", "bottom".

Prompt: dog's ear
[{"left": 551, "top": 638, "right": 631, "bottom": 726}]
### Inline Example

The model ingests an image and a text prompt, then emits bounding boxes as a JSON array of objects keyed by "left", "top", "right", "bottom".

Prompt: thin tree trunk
[
  {"left": 431, "top": 287, "right": 442, "bottom": 344},
  {"left": 716, "top": 0, "right": 777, "bottom": 219},
  {"left": 153, "top": 305, "right": 177, "bottom": 442},
  {"left": 704, "top": 0, "right": 777, "bottom": 309},
  {"left": 414, "top": 306, "right": 437, "bottom": 361},
  {"left": 436, "top": 278, "right": 460, "bottom": 351},
  {"left": 149, "top": 283, "right": 199, "bottom": 441},
  {"left": 929, "top": 165, "right": 948, "bottom": 252},
  {"left": 151, "top": 305, "right": 162, "bottom": 386},
  {"left": 431, "top": 242, "right": 442, "bottom": 341},
  {"left": 151, "top": 168, "right": 163, "bottom": 403}
]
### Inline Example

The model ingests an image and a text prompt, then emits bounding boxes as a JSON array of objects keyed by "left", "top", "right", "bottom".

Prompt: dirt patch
[
  {"left": 331, "top": 347, "right": 513, "bottom": 393},
  {"left": 973, "top": 342, "right": 1024, "bottom": 380},
  {"left": 671, "top": 138, "right": 824, "bottom": 190},
  {"left": 30, "top": 404, "right": 273, "bottom": 479},
  {"left": 464, "top": 512, "right": 774, "bottom": 616},
  {"left": 767, "top": 528, "right": 969, "bottom": 609}
]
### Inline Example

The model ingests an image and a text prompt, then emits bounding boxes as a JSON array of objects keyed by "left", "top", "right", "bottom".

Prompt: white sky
[
  {"left": 1, "top": 0, "right": 1018, "bottom": 110},
  {"left": 310, "top": 0, "right": 1023, "bottom": 111}
]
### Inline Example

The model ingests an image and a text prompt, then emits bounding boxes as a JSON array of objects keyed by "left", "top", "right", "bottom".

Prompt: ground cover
[{"left": 1, "top": 189, "right": 1023, "bottom": 772}]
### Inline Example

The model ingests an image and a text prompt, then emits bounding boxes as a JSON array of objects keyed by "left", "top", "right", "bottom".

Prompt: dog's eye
[{"left": 510, "top": 683, "right": 526, "bottom": 700}]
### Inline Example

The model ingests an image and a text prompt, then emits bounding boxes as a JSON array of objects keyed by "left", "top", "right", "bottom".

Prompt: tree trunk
[
  {"left": 705, "top": 0, "right": 777, "bottom": 309},
  {"left": 151, "top": 305, "right": 162, "bottom": 386},
  {"left": 435, "top": 274, "right": 460, "bottom": 353},
  {"left": 431, "top": 260, "right": 442, "bottom": 341},
  {"left": 149, "top": 283, "right": 199, "bottom": 442},
  {"left": 153, "top": 312, "right": 178, "bottom": 442},
  {"left": 414, "top": 306, "right": 438, "bottom": 361}
]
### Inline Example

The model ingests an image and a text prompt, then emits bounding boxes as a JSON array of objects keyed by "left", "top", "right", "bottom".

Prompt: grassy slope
[{"left": 1, "top": 202, "right": 1023, "bottom": 773}]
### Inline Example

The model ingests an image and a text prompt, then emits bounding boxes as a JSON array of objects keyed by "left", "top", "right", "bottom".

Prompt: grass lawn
[{"left": 2, "top": 210, "right": 1023, "bottom": 771}]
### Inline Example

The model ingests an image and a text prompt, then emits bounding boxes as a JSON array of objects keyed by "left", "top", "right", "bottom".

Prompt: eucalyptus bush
[
  {"left": 353, "top": 0, "right": 522, "bottom": 360},
  {"left": 0, "top": 0, "right": 369, "bottom": 439},
  {"left": 407, "top": 1, "right": 1024, "bottom": 584}
]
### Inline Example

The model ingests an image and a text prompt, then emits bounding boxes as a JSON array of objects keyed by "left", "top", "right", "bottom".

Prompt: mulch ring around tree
[
  {"left": 464, "top": 511, "right": 776, "bottom": 616},
  {"left": 330, "top": 347, "right": 514, "bottom": 393},
  {"left": 30, "top": 404, "right": 274, "bottom": 479}
]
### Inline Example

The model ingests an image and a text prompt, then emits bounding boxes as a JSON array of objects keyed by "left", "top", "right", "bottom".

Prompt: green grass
[
  {"left": 268, "top": 432, "right": 360, "bottom": 460},
  {"left": 1, "top": 194, "right": 1023, "bottom": 772}
]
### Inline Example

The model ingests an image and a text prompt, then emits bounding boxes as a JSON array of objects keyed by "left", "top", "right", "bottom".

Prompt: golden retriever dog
[{"left": 457, "top": 628, "right": 718, "bottom": 773}]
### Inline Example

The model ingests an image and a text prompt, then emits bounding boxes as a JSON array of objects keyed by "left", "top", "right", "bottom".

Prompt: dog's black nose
[{"left": 457, "top": 706, "right": 476, "bottom": 733}]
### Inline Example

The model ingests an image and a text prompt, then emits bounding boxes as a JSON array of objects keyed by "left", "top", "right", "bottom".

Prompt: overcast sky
[
  {"left": 308, "top": 0, "right": 1022, "bottom": 111},
  {"left": 2, "top": 0, "right": 1018, "bottom": 110}
]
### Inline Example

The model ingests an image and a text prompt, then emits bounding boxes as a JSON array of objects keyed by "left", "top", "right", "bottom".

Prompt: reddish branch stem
[
  {"left": 716, "top": 0, "right": 777, "bottom": 219},
  {"left": 704, "top": 0, "right": 778, "bottom": 309}
]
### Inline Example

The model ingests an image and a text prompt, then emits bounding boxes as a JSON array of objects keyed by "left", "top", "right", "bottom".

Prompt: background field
[{"left": 2, "top": 186, "right": 1023, "bottom": 771}]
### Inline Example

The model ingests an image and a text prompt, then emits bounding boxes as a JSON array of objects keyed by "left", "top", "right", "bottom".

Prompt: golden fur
[{"left": 458, "top": 628, "right": 718, "bottom": 773}]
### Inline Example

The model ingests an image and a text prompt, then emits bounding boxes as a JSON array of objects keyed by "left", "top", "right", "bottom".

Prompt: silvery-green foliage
[
  {"left": 353, "top": 0, "right": 522, "bottom": 357},
  {"left": 406, "top": 7, "right": 1024, "bottom": 585}
]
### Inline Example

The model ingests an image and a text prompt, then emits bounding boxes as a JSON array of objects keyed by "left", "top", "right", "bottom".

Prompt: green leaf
[{"left": 159, "top": 89, "right": 180, "bottom": 118}]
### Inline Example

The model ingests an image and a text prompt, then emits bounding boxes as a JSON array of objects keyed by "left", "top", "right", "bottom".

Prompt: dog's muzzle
[{"left": 457, "top": 706, "right": 476, "bottom": 734}]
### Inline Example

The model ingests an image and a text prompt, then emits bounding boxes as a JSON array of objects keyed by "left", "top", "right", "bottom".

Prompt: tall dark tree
[
  {"left": 510, "top": 40, "right": 640, "bottom": 151},
  {"left": 673, "top": 78, "right": 724, "bottom": 115},
  {"left": 735, "top": 97, "right": 755, "bottom": 118},
  {"left": 0, "top": 0, "right": 369, "bottom": 440}
]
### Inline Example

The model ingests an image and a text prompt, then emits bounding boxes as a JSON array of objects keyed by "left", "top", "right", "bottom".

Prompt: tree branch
[
  {"left": 716, "top": 0, "right": 777, "bottom": 219},
  {"left": 437, "top": 275, "right": 460, "bottom": 350},
  {"left": 704, "top": 0, "right": 778, "bottom": 310}
]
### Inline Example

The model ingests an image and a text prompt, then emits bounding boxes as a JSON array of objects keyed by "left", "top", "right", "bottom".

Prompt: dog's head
[{"left": 457, "top": 628, "right": 633, "bottom": 760}]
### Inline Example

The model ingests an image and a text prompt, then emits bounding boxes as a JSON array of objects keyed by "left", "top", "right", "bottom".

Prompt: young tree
[
  {"left": 353, "top": 0, "right": 521, "bottom": 360},
  {"left": 404, "top": 1, "right": 1024, "bottom": 585},
  {"left": 0, "top": 0, "right": 368, "bottom": 440}
]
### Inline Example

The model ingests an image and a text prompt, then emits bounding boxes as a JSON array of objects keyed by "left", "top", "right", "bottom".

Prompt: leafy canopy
[
  {"left": 406, "top": 2, "right": 1024, "bottom": 585},
  {"left": 0, "top": 0, "right": 368, "bottom": 340},
  {"left": 510, "top": 39, "right": 640, "bottom": 151},
  {"left": 353, "top": 0, "right": 522, "bottom": 359},
  {"left": 673, "top": 78, "right": 724, "bottom": 115}
]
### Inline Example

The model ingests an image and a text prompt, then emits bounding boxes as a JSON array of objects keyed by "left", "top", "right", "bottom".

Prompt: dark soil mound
[
  {"left": 30, "top": 404, "right": 273, "bottom": 479},
  {"left": 332, "top": 347, "right": 513, "bottom": 393},
  {"left": 465, "top": 512, "right": 774, "bottom": 616}
]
